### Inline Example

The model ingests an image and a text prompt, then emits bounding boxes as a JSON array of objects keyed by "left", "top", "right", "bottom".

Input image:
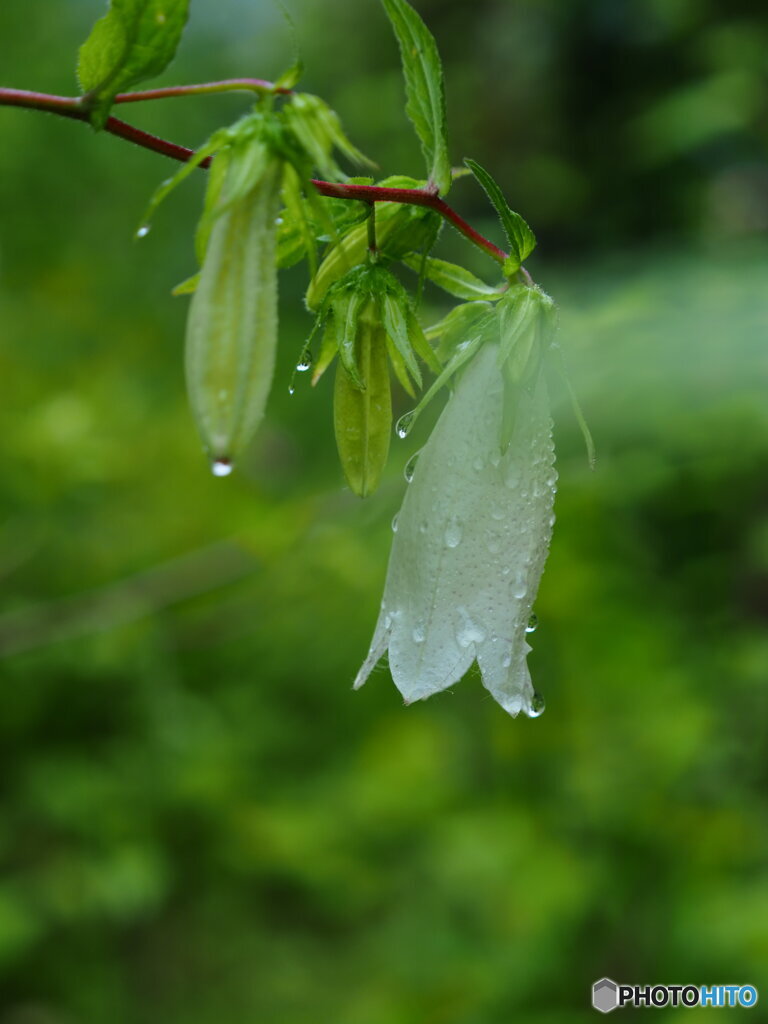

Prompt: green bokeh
[{"left": 1, "top": 1, "right": 767, "bottom": 1021}]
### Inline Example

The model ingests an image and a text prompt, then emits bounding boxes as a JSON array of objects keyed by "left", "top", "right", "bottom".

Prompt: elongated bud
[
  {"left": 185, "top": 153, "right": 282, "bottom": 469},
  {"left": 334, "top": 300, "right": 392, "bottom": 497}
]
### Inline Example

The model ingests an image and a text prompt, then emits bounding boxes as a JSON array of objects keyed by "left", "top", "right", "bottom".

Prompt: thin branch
[
  {"left": 0, "top": 84, "right": 511, "bottom": 267},
  {"left": 113, "top": 78, "right": 291, "bottom": 103}
]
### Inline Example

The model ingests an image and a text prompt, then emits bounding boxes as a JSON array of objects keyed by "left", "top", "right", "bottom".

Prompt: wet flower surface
[{"left": 354, "top": 341, "right": 556, "bottom": 716}]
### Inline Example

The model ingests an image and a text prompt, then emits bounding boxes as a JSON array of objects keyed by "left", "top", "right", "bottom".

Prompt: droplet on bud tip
[{"left": 211, "top": 458, "right": 233, "bottom": 477}]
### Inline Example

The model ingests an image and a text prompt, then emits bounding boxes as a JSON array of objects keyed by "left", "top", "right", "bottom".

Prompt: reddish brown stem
[
  {"left": 309, "top": 180, "right": 508, "bottom": 264},
  {"left": 0, "top": 85, "right": 511, "bottom": 267}
]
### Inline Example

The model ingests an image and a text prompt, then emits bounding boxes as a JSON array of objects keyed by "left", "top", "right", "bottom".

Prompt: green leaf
[
  {"left": 425, "top": 301, "right": 495, "bottom": 362},
  {"left": 404, "top": 333, "right": 485, "bottom": 434},
  {"left": 275, "top": 61, "right": 303, "bottom": 91},
  {"left": 379, "top": 293, "right": 422, "bottom": 387},
  {"left": 381, "top": 0, "right": 451, "bottom": 194},
  {"left": 332, "top": 291, "right": 367, "bottom": 389},
  {"left": 402, "top": 254, "right": 506, "bottom": 300},
  {"left": 171, "top": 271, "right": 199, "bottom": 296},
  {"left": 281, "top": 163, "right": 318, "bottom": 275},
  {"left": 138, "top": 129, "right": 228, "bottom": 239},
  {"left": 78, "top": 0, "right": 190, "bottom": 129},
  {"left": 464, "top": 158, "right": 536, "bottom": 273},
  {"left": 311, "top": 320, "right": 339, "bottom": 386},
  {"left": 283, "top": 93, "right": 373, "bottom": 182}
]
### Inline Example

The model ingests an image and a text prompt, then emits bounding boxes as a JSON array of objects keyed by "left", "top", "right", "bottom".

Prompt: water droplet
[
  {"left": 288, "top": 384, "right": 295, "bottom": 395},
  {"left": 502, "top": 652, "right": 512, "bottom": 668},
  {"left": 513, "top": 579, "right": 528, "bottom": 599},
  {"left": 444, "top": 518, "right": 463, "bottom": 548},
  {"left": 396, "top": 410, "right": 415, "bottom": 439},
  {"left": 418, "top": 519, "right": 428, "bottom": 534},
  {"left": 391, "top": 513, "right": 399, "bottom": 533},
  {"left": 136, "top": 224, "right": 151, "bottom": 239},
  {"left": 487, "top": 538, "right": 501, "bottom": 555},
  {"left": 275, "top": 216, "right": 284, "bottom": 226},
  {"left": 404, "top": 451, "right": 420, "bottom": 482},
  {"left": 527, "top": 690, "right": 546, "bottom": 718},
  {"left": 412, "top": 623, "right": 425, "bottom": 644},
  {"left": 296, "top": 350, "right": 312, "bottom": 372},
  {"left": 526, "top": 613, "right": 538, "bottom": 634},
  {"left": 456, "top": 608, "right": 486, "bottom": 648},
  {"left": 472, "top": 456, "right": 484, "bottom": 472},
  {"left": 491, "top": 506, "right": 506, "bottom": 522},
  {"left": 211, "top": 458, "right": 233, "bottom": 477}
]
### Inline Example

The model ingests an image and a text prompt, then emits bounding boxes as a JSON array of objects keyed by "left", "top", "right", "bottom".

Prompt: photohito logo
[{"left": 591, "top": 978, "right": 759, "bottom": 1013}]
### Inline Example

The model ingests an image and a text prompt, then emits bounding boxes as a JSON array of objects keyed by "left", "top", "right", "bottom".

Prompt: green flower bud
[
  {"left": 185, "top": 147, "right": 282, "bottom": 471},
  {"left": 334, "top": 299, "right": 392, "bottom": 497}
]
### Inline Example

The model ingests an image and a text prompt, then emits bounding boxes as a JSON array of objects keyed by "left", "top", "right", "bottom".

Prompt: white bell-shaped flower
[{"left": 354, "top": 341, "right": 556, "bottom": 717}]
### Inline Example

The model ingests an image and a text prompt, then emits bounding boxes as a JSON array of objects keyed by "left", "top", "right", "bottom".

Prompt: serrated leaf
[
  {"left": 405, "top": 333, "right": 485, "bottom": 434},
  {"left": 381, "top": 0, "right": 451, "bottom": 194},
  {"left": 275, "top": 61, "right": 303, "bottom": 91},
  {"left": 384, "top": 334, "right": 417, "bottom": 398},
  {"left": 138, "top": 129, "right": 228, "bottom": 239},
  {"left": 402, "top": 253, "right": 505, "bottom": 300},
  {"left": 171, "top": 271, "right": 199, "bottom": 296},
  {"left": 78, "top": 0, "right": 190, "bottom": 129},
  {"left": 281, "top": 163, "right": 318, "bottom": 274},
  {"left": 425, "top": 301, "right": 495, "bottom": 362},
  {"left": 283, "top": 93, "right": 372, "bottom": 182},
  {"left": 380, "top": 293, "right": 422, "bottom": 387},
  {"left": 332, "top": 291, "right": 366, "bottom": 389},
  {"left": 406, "top": 310, "right": 441, "bottom": 374},
  {"left": 311, "top": 320, "right": 339, "bottom": 386},
  {"left": 464, "top": 158, "right": 536, "bottom": 273}
]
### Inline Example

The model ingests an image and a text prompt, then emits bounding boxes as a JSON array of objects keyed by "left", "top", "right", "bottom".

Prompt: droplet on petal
[
  {"left": 444, "top": 518, "right": 463, "bottom": 548},
  {"left": 526, "top": 690, "right": 546, "bottom": 718},
  {"left": 526, "top": 613, "right": 538, "bottom": 633},
  {"left": 404, "top": 451, "right": 420, "bottom": 482}
]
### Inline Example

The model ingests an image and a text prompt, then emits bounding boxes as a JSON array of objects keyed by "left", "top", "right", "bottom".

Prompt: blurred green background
[{"left": 1, "top": 0, "right": 768, "bottom": 1021}]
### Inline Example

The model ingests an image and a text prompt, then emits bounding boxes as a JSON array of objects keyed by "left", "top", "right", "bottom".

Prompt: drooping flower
[{"left": 354, "top": 331, "right": 557, "bottom": 718}]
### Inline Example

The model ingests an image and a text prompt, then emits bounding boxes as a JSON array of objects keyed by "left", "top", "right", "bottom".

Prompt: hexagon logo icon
[{"left": 592, "top": 978, "right": 619, "bottom": 1013}]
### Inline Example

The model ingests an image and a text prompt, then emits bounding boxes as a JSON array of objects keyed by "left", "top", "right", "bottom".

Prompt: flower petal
[{"left": 356, "top": 340, "right": 556, "bottom": 716}]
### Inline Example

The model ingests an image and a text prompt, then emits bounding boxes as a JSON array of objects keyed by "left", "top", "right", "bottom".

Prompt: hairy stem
[{"left": 0, "top": 84, "right": 512, "bottom": 267}]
